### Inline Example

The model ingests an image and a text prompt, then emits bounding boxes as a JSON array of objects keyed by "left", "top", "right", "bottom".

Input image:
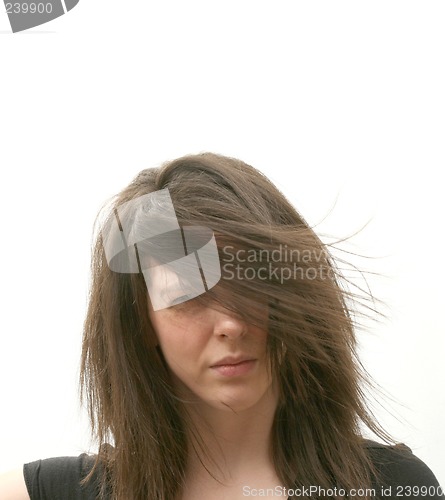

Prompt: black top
[{"left": 23, "top": 440, "right": 444, "bottom": 499}]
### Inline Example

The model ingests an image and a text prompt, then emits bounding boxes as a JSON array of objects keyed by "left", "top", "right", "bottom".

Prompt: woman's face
[{"left": 147, "top": 267, "right": 276, "bottom": 413}]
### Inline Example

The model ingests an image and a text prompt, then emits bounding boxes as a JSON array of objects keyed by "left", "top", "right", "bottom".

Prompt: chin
[{"left": 208, "top": 387, "right": 271, "bottom": 413}]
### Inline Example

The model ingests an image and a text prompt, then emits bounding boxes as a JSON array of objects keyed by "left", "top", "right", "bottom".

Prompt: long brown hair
[{"left": 80, "top": 152, "right": 399, "bottom": 499}]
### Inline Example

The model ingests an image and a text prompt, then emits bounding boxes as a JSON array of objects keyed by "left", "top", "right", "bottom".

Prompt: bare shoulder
[{"left": 0, "top": 468, "right": 30, "bottom": 500}]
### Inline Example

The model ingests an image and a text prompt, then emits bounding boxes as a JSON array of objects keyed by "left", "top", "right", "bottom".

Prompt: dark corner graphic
[{"left": 4, "top": 0, "right": 79, "bottom": 33}]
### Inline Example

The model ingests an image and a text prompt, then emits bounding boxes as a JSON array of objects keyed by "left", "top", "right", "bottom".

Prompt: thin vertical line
[{"left": 194, "top": 251, "right": 208, "bottom": 291}]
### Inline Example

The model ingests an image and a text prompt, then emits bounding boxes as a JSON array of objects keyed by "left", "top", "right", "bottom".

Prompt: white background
[{"left": 0, "top": 0, "right": 444, "bottom": 488}]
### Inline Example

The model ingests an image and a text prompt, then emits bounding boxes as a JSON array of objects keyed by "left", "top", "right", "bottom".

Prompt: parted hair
[{"left": 80, "top": 152, "right": 398, "bottom": 499}]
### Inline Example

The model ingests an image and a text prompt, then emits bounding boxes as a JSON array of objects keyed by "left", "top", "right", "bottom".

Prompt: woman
[{"left": 1, "top": 153, "right": 443, "bottom": 499}]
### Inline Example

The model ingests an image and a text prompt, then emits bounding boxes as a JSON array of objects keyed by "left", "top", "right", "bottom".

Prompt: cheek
[
  {"left": 159, "top": 330, "right": 196, "bottom": 363},
  {"left": 156, "top": 332, "right": 207, "bottom": 393},
  {"left": 251, "top": 324, "right": 269, "bottom": 346},
  {"left": 149, "top": 311, "right": 208, "bottom": 370}
]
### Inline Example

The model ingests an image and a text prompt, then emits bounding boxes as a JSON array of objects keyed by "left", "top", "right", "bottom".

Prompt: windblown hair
[{"left": 80, "top": 152, "right": 398, "bottom": 499}]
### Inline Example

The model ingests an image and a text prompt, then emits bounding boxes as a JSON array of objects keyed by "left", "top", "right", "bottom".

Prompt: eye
[
  {"left": 169, "top": 295, "right": 191, "bottom": 306},
  {"left": 166, "top": 295, "right": 205, "bottom": 313}
]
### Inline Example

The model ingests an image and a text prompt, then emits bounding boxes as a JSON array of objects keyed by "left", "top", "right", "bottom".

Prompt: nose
[{"left": 212, "top": 308, "right": 247, "bottom": 340}]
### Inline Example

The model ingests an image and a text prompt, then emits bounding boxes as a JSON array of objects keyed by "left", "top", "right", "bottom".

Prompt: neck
[{"left": 183, "top": 383, "right": 279, "bottom": 482}]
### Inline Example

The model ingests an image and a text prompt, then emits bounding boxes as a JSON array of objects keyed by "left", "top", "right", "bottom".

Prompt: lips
[
  {"left": 210, "top": 356, "right": 257, "bottom": 377},
  {"left": 211, "top": 355, "right": 256, "bottom": 367}
]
